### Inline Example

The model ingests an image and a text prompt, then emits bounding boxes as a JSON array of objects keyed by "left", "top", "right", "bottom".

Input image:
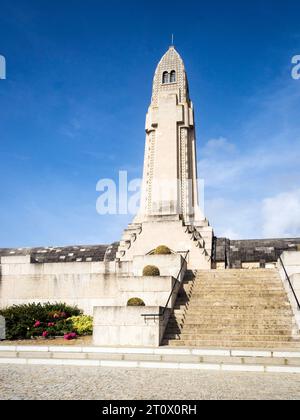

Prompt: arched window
[
  {"left": 162, "top": 72, "right": 169, "bottom": 84},
  {"left": 170, "top": 70, "right": 176, "bottom": 83}
]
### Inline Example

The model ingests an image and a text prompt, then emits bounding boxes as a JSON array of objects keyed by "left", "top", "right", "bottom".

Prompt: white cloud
[
  {"left": 205, "top": 197, "right": 261, "bottom": 239},
  {"left": 202, "top": 137, "right": 236, "bottom": 156},
  {"left": 262, "top": 189, "right": 300, "bottom": 238},
  {"left": 199, "top": 138, "right": 300, "bottom": 190},
  {"left": 198, "top": 78, "right": 300, "bottom": 240}
]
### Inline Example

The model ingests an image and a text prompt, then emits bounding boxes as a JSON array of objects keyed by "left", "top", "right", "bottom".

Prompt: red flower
[
  {"left": 48, "top": 323, "right": 55, "bottom": 327},
  {"left": 34, "top": 321, "right": 41, "bottom": 328},
  {"left": 42, "top": 331, "right": 49, "bottom": 338},
  {"left": 64, "top": 332, "right": 77, "bottom": 341}
]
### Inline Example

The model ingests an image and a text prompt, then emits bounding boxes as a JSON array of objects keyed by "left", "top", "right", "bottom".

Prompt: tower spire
[{"left": 171, "top": 33, "right": 174, "bottom": 46}]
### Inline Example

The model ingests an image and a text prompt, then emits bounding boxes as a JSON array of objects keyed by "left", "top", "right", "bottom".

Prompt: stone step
[
  {"left": 196, "top": 273, "right": 279, "bottom": 276},
  {"left": 164, "top": 268, "right": 299, "bottom": 348},
  {"left": 190, "top": 288, "right": 286, "bottom": 292},
  {"left": 3, "top": 345, "right": 300, "bottom": 373},
  {"left": 174, "top": 308, "right": 293, "bottom": 314},
  {"left": 164, "top": 340, "right": 300, "bottom": 348},
  {"left": 173, "top": 316, "right": 294, "bottom": 323},
  {"left": 185, "top": 298, "right": 289, "bottom": 303},
  {"left": 192, "top": 287, "right": 284, "bottom": 290},
  {"left": 167, "top": 326, "right": 295, "bottom": 333},
  {"left": 195, "top": 276, "right": 280, "bottom": 286},
  {"left": 195, "top": 275, "right": 281, "bottom": 279},
  {"left": 193, "top": 284, "right": 283, "bottom": 289},
  {"left": 186, "top": 305, "right": 291, "bottom": 310},
  {"left": 196, "top": 269, "right": 278, "bottom": 275},
  {"left": 168, "top": 323, "right": 294, "bottom": 331},
  {"left": 176, "top": 295, "right": 287, "bottom": 302},
  {"left": 169, "top": 323, "right": 295, "bottom": 329},
  {"left": 171, "top": 314, "right": 294, "bottom": 320},
  {"left": 174, "top": 301, "right": 291, "bottom": 306},
  {"left": 166, "top": 330, "right": 296, "bottom": 337},
  {"left": 165, "top": 331, "right": 295, "bottom": 340}
]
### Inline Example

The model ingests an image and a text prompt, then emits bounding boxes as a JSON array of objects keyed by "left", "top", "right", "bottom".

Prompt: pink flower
[
  {"left": 42, "top": 331, "right": 49, "bottom": 338},
  {"left": 34, "top": 321, "right": 41, "bottom": 328},
  {"left": 48, "top": 323, "right": 55, "bottom": 327},
  {"left": 64, "top": 332, "right": 77, "bottom": 341}
]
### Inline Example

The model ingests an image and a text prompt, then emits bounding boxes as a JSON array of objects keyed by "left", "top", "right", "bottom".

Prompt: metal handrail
[
  {"left": 278, "top": 254, "right": 300, "bottom": 311},
  {"left": 141, "top": 250, "right": 190, "bottom": 320}
]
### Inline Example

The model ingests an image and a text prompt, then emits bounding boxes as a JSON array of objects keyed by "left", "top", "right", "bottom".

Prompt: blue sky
[{"left": 0, "top": 0, "right": 300, "bottom": 247}]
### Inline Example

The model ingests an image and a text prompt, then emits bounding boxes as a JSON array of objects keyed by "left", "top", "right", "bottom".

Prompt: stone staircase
[
  {"left": 163, "top": 269, "right": 300, "bottom": 349},
  {"left": 116, "top": 219, "right": 212, "bottom": 264},
  {"left": 116, "top": 223, "right": 143, "bottom": 260}
]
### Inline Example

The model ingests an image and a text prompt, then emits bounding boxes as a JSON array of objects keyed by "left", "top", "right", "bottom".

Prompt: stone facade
[
  {"left": 137, "top": 47, "right": 202, "bottom": 223},
  {"left": 0, "top": 250, "right": 184, "bottom": 317},
  {"left": 116, "top": 46, "right": 213, "bottom": 270}
]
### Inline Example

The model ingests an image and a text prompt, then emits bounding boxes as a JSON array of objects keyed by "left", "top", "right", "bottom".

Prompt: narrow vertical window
[
  {"left": 170, "top": 70, "right": 176, "bottom": 83},
  {"left": 162, "top": 72, "right": 169, "bottom": 84}
]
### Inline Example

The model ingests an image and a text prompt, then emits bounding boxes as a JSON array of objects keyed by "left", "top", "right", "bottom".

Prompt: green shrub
[
  {"left": 154, "top": 245, "right": 172, "bottom": 255},
  {"left": 0, "top": 303, "right": 81, "bottom": 340},
  {"left": 127, "top": 298, "right": 145, "bottom": 307},
  {"left": 142, "top": 265, "right": 160, "bottom": 276},
  {"left": 68, "top": 315, "right": 93, "bottom": 336}
]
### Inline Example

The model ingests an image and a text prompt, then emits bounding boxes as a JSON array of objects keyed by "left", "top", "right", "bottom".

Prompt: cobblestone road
[{"left": 1, "top": 365, "right": 300, "bottom": 400}]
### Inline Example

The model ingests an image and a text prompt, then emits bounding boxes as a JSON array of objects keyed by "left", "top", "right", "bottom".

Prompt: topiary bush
[
  {"left": 67, "top": 315, "right": 93, "bottom": 336},
  {"left": 143, "top": 265, "right": 160, "bottom": 276},
  {"left": 154, "top": 245, "right": 172, "bottom": 255},
  {"left": 0, "top": 303, "right": 82, "bottom": 340},
  {"left": 127, "top": 298, "right": 146, "bottom": 307}
]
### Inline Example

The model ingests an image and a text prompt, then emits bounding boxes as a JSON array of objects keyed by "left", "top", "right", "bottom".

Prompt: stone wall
[
  {"left": 93, "top": 306, "right": 171, "bottom": 347},
  {"left": 278, "top": 251, "right": 300, "bottom": 330},
  {"left": 0, "top": 256, "right": 118, "bottom": 314},
  {"left": 0, "top": 251, "right": 183, "bottom": 315}
]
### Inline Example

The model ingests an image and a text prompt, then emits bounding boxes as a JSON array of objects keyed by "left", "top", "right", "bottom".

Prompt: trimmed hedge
[
  {"left": 127, "top": 298, "right": 145, "bottom": 307},
  {"left": 0, "top": 303, "right": 82, "bottom": 340},
  {"left": 154, "top": 245, "right": 172, "bottom": 255},
  {"left": 143, "top": 265, "right": 160, "bottom": 276}
]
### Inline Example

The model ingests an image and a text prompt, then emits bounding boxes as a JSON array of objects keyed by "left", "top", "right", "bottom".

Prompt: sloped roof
[
  {"left": 0, "top": 243, "right": 119, "bottom": 263},
  {"left": 213, "top": 237, "right": 300, "bottom": 265}
]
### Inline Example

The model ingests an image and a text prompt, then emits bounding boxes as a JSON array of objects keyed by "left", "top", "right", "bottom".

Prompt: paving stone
[{"left": 1, "top": 365, "right": 300, "bottom": 400}]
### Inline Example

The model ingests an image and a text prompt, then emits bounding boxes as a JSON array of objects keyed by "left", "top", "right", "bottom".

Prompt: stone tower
[
  {"left": 117, "top": 46, "right": 213, "bottom": 270},
  {"left": 137, "top": 46, "right": 204, "bottom": 224}
]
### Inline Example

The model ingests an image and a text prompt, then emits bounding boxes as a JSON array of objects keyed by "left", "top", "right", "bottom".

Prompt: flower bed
[{"left": 0, "top": 303, "right": 93, "bottom": 341}]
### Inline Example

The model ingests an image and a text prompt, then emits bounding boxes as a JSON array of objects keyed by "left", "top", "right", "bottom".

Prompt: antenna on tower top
[{"left": 171, "top": 34, "right": 174, "bottom": 46}]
